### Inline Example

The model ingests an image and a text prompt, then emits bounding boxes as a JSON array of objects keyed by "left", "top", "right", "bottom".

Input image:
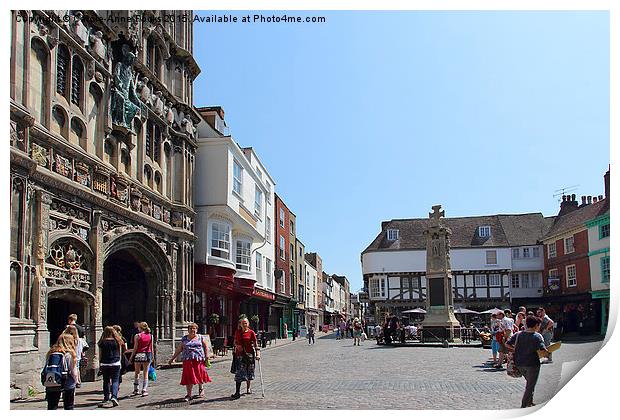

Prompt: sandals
[{"left": 184, "top": 395, "right": 191, "bottom": 402}]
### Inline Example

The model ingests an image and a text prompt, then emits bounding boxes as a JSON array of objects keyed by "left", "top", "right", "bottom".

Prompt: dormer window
[
  {"left": 479, "top": 226, "right": 491, "bottom": 237},
  {"left": 387, "top": 229, "right": 399, "bottom": 241}
]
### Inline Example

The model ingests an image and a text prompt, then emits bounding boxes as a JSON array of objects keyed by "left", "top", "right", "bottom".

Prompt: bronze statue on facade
[{"left": 111, "top": 44, "right": 143, "bottom": 131}]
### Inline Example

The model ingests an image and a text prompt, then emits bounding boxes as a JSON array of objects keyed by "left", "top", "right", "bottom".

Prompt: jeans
[
  {"left": 517, "top": 365, "right": 540, "bottom": 408},
  {"left": 46, "top": 388, "right": 75, "bottom": 410},
  {"left": 308, "top": 335, "right": 315, "bottom": 344},
  {"left": 101, "top": 365, "right": 121, "bottom": 400}
]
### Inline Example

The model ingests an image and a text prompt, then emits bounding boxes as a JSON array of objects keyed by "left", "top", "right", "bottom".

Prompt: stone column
[
  {"left": 87, "top": 210, "right": 105, "bottom": 380},
  {"left": 32, "top": 189, "right": 52, "bottom": 350}
]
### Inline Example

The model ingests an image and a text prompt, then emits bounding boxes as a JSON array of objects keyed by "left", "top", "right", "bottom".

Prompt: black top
[
  {"left": 507, "top": 331, "right": 546, "bottom": 367},
  {"left": 98, "top": 339, "right": 121, "bottom": 365}
]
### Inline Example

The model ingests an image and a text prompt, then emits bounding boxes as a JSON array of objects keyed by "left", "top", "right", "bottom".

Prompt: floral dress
[{"left": 180, "top": 335, "right": 211, "bottom": 385}]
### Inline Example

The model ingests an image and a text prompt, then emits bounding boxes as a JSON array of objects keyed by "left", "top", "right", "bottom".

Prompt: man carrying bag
[{"left": 505, "top": 315, "right": 550, "bottom": 408}]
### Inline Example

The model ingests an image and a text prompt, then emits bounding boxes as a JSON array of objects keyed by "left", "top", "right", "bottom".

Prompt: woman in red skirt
[{"left": 168, "top": 323, "right": 212, "bottom": 401}]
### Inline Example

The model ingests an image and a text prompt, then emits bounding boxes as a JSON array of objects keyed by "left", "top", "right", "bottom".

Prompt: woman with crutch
[{"left": 230, "top": 317, "right": 261, "bottom": 399}]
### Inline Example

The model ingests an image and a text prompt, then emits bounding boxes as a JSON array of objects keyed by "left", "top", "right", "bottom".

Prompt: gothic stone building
[{"left": 9, "top": 10, "right": 200, "bottom": 398}]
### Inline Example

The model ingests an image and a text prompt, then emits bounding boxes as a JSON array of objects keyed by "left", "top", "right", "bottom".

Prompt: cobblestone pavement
[{"left": 11, "top": 334, "right": 603, "bottom": 410}]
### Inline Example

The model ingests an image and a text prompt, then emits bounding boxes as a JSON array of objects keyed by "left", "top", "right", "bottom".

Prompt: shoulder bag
[{"left": 506, "top": 332, "right": 522, "bottom": 378}]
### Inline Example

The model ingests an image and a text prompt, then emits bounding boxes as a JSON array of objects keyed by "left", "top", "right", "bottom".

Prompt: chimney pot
[
  {"left": 598, "top": 195, "right": 603, "bottom": 201},
  {"left": 562, "top": 195, "right": 566, "bottom": 202},
  {"left": 581, "top": 196, "right": 587, "bottom": 205},
  {"left": 593, "top": 197, "right": 598, "bottom": 203},
  {"left": 571, "top": 194, "right": 576, "bottom": 202},
  {"left": 588, "top": 196, "right": 592, "bottom": 204}
]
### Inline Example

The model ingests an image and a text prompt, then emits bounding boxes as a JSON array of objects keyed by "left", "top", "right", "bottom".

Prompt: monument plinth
[{"left": 421, "top": 205, "right": 460, "bottom": 342}]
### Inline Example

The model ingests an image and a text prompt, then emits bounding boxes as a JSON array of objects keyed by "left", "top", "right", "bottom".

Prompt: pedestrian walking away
[
  {"left": 43, "top": 333, "right": 79, "bottom": 410},
  {"left": 62, "top": 325, "right": 84, "bottom": 387},
  {"left": 97, "top": 326, "right": 124, "bottom": 407},
  {"left": 168, "top": 323, "right": 212, "bottom": 401},
  {"left": 505, "top": 315, "right": 550, "bottom": 408},
  {"left": 307, "top": 324, "right": 316, "bottom": 345},
  {"left": 111, "top": 325, "right": 128, "bottom": 394},
  {"left": 129, "top": 322, "right": 153, "bottom": 396},
  {"left": 352, "top": 318, "right": 363, "bottom": 346},
  {"left": 230, "top": 317, "right": 261, "bottom": 400}
]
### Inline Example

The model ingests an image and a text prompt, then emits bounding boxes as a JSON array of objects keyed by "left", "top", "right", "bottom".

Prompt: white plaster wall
[
  {"left": 362, "top": 248, "right": 511, "bottom": 274},
  {"left": 510, "top": 246, "right": 545, "bottom": 271},
  {"left": 305, "top": 261, "right": 318, "bottom": 310}
]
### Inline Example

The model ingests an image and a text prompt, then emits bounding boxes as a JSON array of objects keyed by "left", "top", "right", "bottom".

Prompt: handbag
[{"left": 507, "top": 332, "right": 522, "bottom": 378}]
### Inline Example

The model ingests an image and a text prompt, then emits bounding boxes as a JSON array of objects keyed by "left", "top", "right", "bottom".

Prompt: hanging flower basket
[{"left": 208, "top": 313, "right": 220, "bottom": 325}]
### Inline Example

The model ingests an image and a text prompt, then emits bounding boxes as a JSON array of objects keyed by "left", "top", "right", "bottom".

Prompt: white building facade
[
  {"left": 193, "top": 107, "right": 276, "bottom": 335},
  {"left": 304, "top": 260, "right": 320, "bottom": 327},
  {"left": 361, "top": 213, "right": 552, "bottom": 319}
]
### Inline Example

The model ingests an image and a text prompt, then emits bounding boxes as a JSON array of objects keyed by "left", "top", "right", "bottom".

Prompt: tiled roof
[
  {"left": 363, "top": 213, "right": 551, "bottom": 253},
  {"left": 543, "top": 199, "right": 608, "bottom": 239}
]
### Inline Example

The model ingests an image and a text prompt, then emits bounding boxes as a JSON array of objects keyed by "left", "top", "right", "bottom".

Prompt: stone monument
[{"left": 421, "top": 205, "right": 460, "bottom": 342}]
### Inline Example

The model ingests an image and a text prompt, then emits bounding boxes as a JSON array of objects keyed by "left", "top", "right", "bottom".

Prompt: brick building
[
  {"left": 542, "top": 172, "right": 609, "bottom": 336},
  {"left": 271, "top": 193, "right": 293, "bottom": 337}
]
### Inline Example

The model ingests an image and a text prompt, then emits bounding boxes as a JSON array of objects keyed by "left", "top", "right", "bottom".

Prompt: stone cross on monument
[{"left": 421, "top": 204, "right": 461, "bottom": 343}]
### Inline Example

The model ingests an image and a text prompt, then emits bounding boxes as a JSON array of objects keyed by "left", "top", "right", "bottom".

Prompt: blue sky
[{"left": 192, "top": 11, "right": 610, "bottom": 291}]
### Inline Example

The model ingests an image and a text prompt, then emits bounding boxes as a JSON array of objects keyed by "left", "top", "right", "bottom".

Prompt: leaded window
[
  {"left": 56, "top": 45, "right": 69, "bottom": 96},
  {"left": 71, "top": 56, "right": 83, "bottom": 106}
]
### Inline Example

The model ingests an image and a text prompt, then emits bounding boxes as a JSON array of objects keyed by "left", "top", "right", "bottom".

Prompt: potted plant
[
  {"left": 207, "top": 313, "right": 220, "bottom": 337},
  {"left": 251, "top": 314, "right": 260, "bottom": 330}
]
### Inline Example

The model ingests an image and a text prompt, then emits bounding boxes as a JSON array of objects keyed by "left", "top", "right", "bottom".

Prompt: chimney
[
  {"left": 598, "top": 195, "right": 603, "bottom": 201},
  {"left": 581, "top": 196, "right": 587, "bottom": 206},
  {"left": 604, "top": 168, "right": 610, "bottom": 199},
  {"left": 559, "top": 193, "right": 579, "bottom": 216},
  {"left": 588, "top": 196, "right": 592, "bottom": 204},
  {"left": 593, "top": 196, "right": 598, "bottom": 204}
]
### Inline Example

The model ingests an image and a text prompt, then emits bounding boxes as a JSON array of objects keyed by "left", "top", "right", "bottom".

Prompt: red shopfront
[
  {"left": 240, "top": 288, "right": 276, "bottom": 331},
  {"left": 194, "top": 265, "right": 256, "bottom": 337}
]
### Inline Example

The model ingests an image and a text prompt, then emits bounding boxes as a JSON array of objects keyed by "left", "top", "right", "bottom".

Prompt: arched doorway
[
  {"left": 103, "top": 250, "right": 154, "bottom": 343},
  {"left": 47, "top": 291, "right": 91, "bottom": 346}
]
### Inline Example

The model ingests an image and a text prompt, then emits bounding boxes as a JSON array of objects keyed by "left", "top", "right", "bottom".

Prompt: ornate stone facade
[{"left": 9, "top": 10, "right": 200, "bottom": 399}]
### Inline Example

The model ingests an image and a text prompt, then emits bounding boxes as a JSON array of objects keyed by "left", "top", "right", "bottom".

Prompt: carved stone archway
[{"left": 101, "top": 230, "right": 174, "bottom": 344}]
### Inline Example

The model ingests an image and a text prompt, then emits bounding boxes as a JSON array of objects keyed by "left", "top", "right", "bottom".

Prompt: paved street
[{"left": 11, "top": 334, "right": 603, "bottom": 410}]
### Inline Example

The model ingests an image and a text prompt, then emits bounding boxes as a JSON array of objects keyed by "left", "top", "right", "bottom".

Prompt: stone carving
[
  {"left": 130, "top": 186, "right": 142, "bottom": 211},
  {"left": 30, "top": 143, "right": 49, "bottom": 168},
  {"left": 163, "top": 208, "right": 171, "bottom": 224},
  {"left": 165, "top": 102, "right": 174, "bottom": 125},
  {"left": 110, "top": 176, "right": 118, "bottom": 199},
  {"left": 48, "top": 243, "right": 84, "bottom": 270},
  {"left": 111, "top": 44, "right": 142, "bottom": 131},
  {"left": 153, "top": 204, "right": 161, "bottom": 221},
  {"left": 70, "top": 12, "right": 89, "bottom": 46},
  {"left": 153, "top": 91, "right": 165, "bottom": 116},
  {"left": 116, "top": 182, "right": 128, "bottom": 203},
  {"left": 181, "top": 117, "right": 196, "bottom": 138},
  {"left": 50, "top": 199, "right": 90, "bottom": 222},
  {"left": 137, "top": 77, "right": 151, "bottom": 105},
  {"left": 74, "top": 162, "right": 91, "bottom": 187},
  {"left": 141, "top": 197, "right": 152, "bottom": 216},
  {"left": 171, "top": 211, "right": 183, "bottom": 228},
  {"left": 39, "top": 277, "right": 47, "bottom": 321},
  {"left": 93, "top": 172, "right": 108, "bottom": 194},
  {"left": 94, "top": 71, "right": 104, "bottom": 83},
  {"left": 54, "top": 154, "right": 73, "bottom": 178},
  {"left": 86, "top": 60, "right": 96, "bottom": 80},
  {"left": 89, "top": 30, "right": 106, "bottom": 61}
]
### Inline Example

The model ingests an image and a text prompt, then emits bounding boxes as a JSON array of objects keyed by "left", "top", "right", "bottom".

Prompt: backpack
[{"left": 41, "top": 352, "right": 68, "bottom": 388}]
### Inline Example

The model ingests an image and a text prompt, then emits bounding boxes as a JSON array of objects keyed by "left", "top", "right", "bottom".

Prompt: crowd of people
[
  {"left": 334, "top": 317, "right": 365, "bottom": 344},
  {"left": 481, "top": 306, "right": 555, "bottom": 408},
  {"left": 41, "top": 314, "right": 262, "bottom": 409}
]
